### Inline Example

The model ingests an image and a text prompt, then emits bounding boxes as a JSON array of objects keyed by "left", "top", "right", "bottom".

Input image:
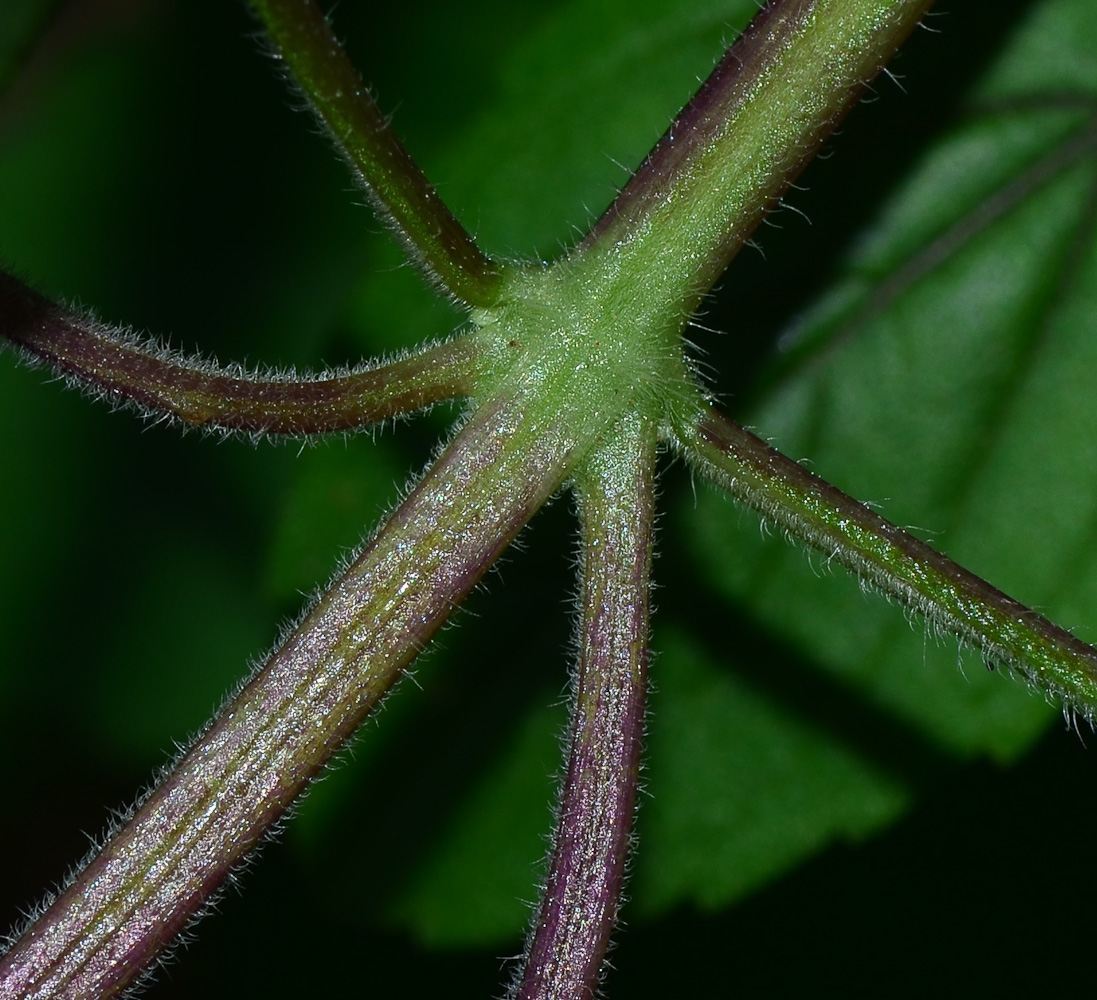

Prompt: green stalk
[
  {"left": 581, "top": 0, "right": 935, "bottom": 318},
  {"left": 681, "top": 410, "right": 1097, "bottom": 717},
  {"left": 248, "top": 0, "right": 502, "bottom": 307}
]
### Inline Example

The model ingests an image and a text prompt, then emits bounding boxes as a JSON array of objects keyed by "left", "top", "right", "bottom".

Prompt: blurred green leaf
[
  {"left": 663, "top": 0, "right": 1097, "bottom": 914},
  {"left": 0, "top": 0, "right": 55, "bottom": 91},
  {"left": 634, "top": 627, "right": 911, "bottom": 914},
  {"left": 264, "top": 436, "right": 407, "bottom": 606},
  {"left": 388, "top": 697, "right": 566, "bottom": 947}
]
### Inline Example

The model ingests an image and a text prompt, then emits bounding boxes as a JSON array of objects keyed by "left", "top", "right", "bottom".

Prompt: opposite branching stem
[
  {"left": 682, "top": 409, "right": 1097, "bottom": 716},
  {"left": 514, "top": 415, "right": 656, "bottom": 1000},
  {"left": 248, "top": 0, "right": 502, "bottom": 307},
  {"left": 0, "top": 270, "right": 480, "bottom": 435},
  {"left": 11, "top": 1, "right": 1072, "bottom": 998}
]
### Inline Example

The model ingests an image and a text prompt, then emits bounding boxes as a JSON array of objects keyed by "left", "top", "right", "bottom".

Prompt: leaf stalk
[
  {"left": 248, "top": 0, "right": 502, "bottom": 307},
  {"left": 514, "top": 414, "right": 656, "bottom": 1000},
  {"left": 0, "top": 269, "right": 481, "bottom": 435},
  {"left": 583, "top": 0, "right": 935, "bottom": 316},
  {"left": 681, "top": 408, "right": 1097, "bottom": 717}
]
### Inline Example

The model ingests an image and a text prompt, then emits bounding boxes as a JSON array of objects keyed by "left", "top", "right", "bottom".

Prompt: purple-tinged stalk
[
  {"left": 0, "top": 269, "right": 480, "bottom": 435},
  {"left": 247, "top": 0, "right": 501, "bottom": 308},
  {"left": 680, "top": 409, "right": 1097, "bottom": 717},
  {"left": 0, "top": 387, "right": 582, "bottom": 1000},
  {"left": 514, "top": 415, "right": 656, "bottom": 1000}
]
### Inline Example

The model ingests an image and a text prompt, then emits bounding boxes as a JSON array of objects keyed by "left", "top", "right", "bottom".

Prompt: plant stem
[
  {"left": 514, "top": 415, "right": 656, "bottom": 1000},
  {"left": 582, "top": 0, "right": 935, "bottom": 315},
  {"left": 681, "top": 408, "right": 1097, "bottom": 717},
  {"left": 248, "top": 0, "right": 501, "bottom": 307},
  {"left": 0, "top": 269, "right": 481, "bottom": 435},
  {"left": 0, "top": 387, "right": 581, "bottom": 1000}
]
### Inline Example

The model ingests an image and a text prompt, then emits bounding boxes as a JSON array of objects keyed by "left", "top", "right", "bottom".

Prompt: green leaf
[
  {"left": 387, "top": 697, "right": 566, "bottom": 947},
  {"left": 674, "top": 0, "right": 1097, "bottom": 913},
  {"left": 0, "top": 0, "right": 56, "bottom": 91},
  {"left": 633, "top": 627, "right": 910, "bottom": 915},
  {"left": 264, "top": 436, "right": 407, "bottom": 607}
]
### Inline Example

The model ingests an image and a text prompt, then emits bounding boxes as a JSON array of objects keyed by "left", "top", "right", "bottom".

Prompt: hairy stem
[
  {"left": 248, "top": 0, "right": 501, "bottom": 307},
  {"left": 0, "top": 269, "right": 480, "bottom": 435},
  {"left": 582, "top": 0, "right": 935, "bottom": 315},
  {"left": 514, "top": 415, "right": 656, "bottom": 1000},
  {"left": 681, "top": 408, "right": 1097, "bottom": 717},
  {"left": 0, "top": 387, "right": 582, "bottom": 1000}
]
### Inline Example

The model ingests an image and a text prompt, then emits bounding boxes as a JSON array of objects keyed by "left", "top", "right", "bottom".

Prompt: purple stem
[
  {"left": 0, "top": 388, "right": 580, "bottom": 1000},
  {"left": 0, "top": 269, "right": 480, "bottom": 435},
  {"left": 514, "top": 417, "right": 656, "bottom": 1000}
]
